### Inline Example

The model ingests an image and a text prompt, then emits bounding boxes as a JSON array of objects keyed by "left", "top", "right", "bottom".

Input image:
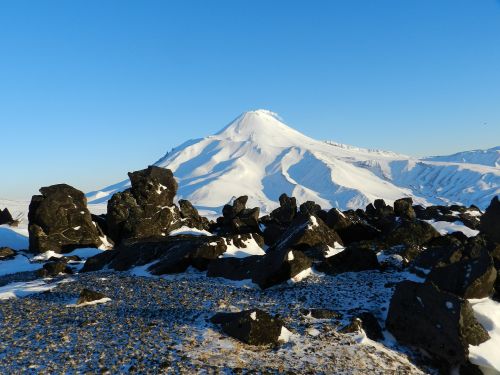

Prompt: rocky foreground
[{"left": 1, "top": 165, "right": 500, "bottom": 374}]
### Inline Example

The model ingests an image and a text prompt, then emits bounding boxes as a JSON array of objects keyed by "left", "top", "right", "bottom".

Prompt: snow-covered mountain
[
  {"left": 87, "top": 110, "right": 500, "bottom": 213},
  {"left": 424, "top": 146, "right": 500, "bottom": 168}
]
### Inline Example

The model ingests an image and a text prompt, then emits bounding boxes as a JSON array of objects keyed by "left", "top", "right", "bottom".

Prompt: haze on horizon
[{"left": 1, "top": 0, "right": 499, "bottom": 200}]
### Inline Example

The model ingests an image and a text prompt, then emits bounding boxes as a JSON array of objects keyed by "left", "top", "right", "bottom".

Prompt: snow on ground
[
  {"left": 0, "top": 225, "right": 28, "bottom": 250},
  {"left": 221, "top": 237, "right": 266, "bottom": 258},
  {"left": 0, "top": 278, "right": 73, "bottom": 300},
  {"left": 168, "top": 226, "right": 213, "bottom": 236},
  {"left": 0, "top": 255, "right": 42, "bottom": 277},
  {"left": 425, "top": 219, "right": 480, "bottom": 237},
  {"left": 468, "top": 298, "right": 500, "bottom": 374}
]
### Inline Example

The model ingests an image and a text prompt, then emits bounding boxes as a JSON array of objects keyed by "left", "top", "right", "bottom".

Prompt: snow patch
[{"left": 169, "top": 226, "right": 213, "bottom": 236}]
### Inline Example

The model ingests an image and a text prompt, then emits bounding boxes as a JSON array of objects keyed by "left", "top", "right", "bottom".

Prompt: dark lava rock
[
  {"left": 83, "top": 236, "right": 227, "bottom": 274},
  {"left": 207, "top": 247, "right": 312, "bottom": 289},
  {"left": 341, "top": 312, "right": 383, "bottom": 341},
  {"left": 427, "top": 250, "right": 497, "bottom": 299},
  {"left": 386, "top": 281, "right": 489, "bottom": 367},
  {"left": 217, "top": 196, "right": 260, "bottom": 235},
  {"left": 299, "top": 201, "right": 322, "bottom": 216},
  {"left": 316, "top": 244, "right": 380, "bottom": 275},
  {"left": 178, "top": 199, "right": 210, "bottom": 230},
  {"left": 0, "top": 208, "right": 15, "bottom": 226},
  {"left": 210, "top": 309, "right": 285, "bottom": 346},
  {"left": 384, "top": 219, "right": 440, "bottom": 248},
  {"left": 0, "top": 246, "right": 16, "bottom": 260},
  {"left": 262, "top": 194, "right": 298, "bottom": 246},
  {"left": 273, "top": 214, "right": 343, "bottom": 255},
  {"left": 393, "top": 197, "right": 416, "bottom": 220},
  {"left": 412, "top": 234, "right": 465, "bottom": 269},
  {"left": 325, "top": 208, "right": 380, "bottom": 245},
  {"left": 77, "top": 288, "right": 108, "bottom": 305},
  {"left": 28, "top": 184, "right": 103, "bottom": 253},
  {"left": 301, "top": 308, "right": 342, "bottom": 320},
  {"left": 81, "top": 250, "right": 118, "bottom": 272},
  {"left": 107, "top": 166, "right": 181, "bottom": 244},
  {"left": 479, "top": 196, "right": 500, "bottom": 244},
  {"left": 36, "top": 261, "right": 73, "bottom": 277}
]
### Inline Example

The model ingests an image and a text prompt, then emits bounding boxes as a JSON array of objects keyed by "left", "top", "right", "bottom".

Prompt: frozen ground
[{"left": 0, "top": 268, "right": 435, "bottom": 374}]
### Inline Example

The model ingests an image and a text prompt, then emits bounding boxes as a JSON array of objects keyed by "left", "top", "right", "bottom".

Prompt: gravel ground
[{"left": 0, "top": 268, "right": 435, "bottom": 374}]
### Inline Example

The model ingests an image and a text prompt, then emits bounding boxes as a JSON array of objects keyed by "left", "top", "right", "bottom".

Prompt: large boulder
[
  {"left": 325, "top": 208, "right": 380, "bottom": 245},
  {"left": 107, "top": 166, "right": 181, "bottom": 244},
  {"left": 316, "top": 244, "right": 380, "bottom": 275},
  {"left": 341, "top": 312, "right": 384, "bottom": 341},
  {"left": 178, "top": 199, "right": 210, "bottom": 230},
  {"left": 210, "top": 309, "right": 287, "bottom": 346},
  {"left": 0, "top": 208, "right": 15, "bottom": 226},
  {"left": 386, "top": 281, "right": 489, "bottom": 367},
  {"left": 207, "top": 247, "right": 312, "bottom": 289},
  {"left": 479, "top": 196, "right": 500, "bottom": 243},
  {"left": 393, "top": 197, "right": 416, "bottom": 220},
  {"left": 28, "top": 184, "right": 103, "bottom": 253},
  {"left": 427, "top": 250, "right": 497, "bottom": 299},
  {"left": 36, "top": 260, "right": 73, "bottom": 277},
  {"left": 77, "top": 289, "right": 108, "bottom": 305},
  {"left": 384, "top": 219, "right": 440, "bottom": 248}
]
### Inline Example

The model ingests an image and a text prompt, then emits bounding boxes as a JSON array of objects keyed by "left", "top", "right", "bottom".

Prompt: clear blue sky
[{"left": 1, "top": 0, "right": 499, "bottom": 199}]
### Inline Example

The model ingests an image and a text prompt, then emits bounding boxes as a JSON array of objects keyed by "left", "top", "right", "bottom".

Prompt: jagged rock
[
  {"left": 299, "top": 201, "right": 322, "bottom": 216},
  {"left": 77, "top": 288, "right": 108, "bottom": 305},
  {"left": 316, "top": 244, "right": 380, "bottom": 275},
  {"left": 81, "top": 250, "right": 118, "bottom": 272},
  {"left": 28, "top": 184, "right": 103, "bottom": 253},
  {"left": 301, "top": 308, "right": 342, "bottom": 320},
  {"left": 82, "top": 236, "right": 227, "bottom": 274},
  {"left": 341, "top": 312, "right": 383, "bottom": 341},
  {"left": 273, "top": 214, "right": 343, "bottom": 255},
  {"left": 386, "top": 281, "right": 489, "bottom": 367},
  {"left": 178, "top": 199, "right": 210, "bottom": 230},
  {"left": 412, "top": 234, "right": 465, "bottom": 269},
  {"left": 271, "top": 194, "right": 297, "bottom": 224},
  {"left": 0, "top": 208, "right": 15, "bottom": 226},
  {"left": 36, "top": 260, "right": 73, "bottom": 277},
  {"left": 384, "top": 219, "right": 440, "bottom": 247},
  {"left": 479, "top": 196, "right": 500, "bottom": 243},
  {"left": 207, "top": 247, "right": 311, "bottom": 289},
  {"left": 107, "top": 166, "right": 181, "bottom": 244},
  {"left": 325, "top": 208, "right": 380, "bottom": 245},
  {"left": 394, "top": 198, "right": 416, "bottom": 220},
  {"left": 216, "top": 196, "right": 260, "bottom": 235},
  {"left": 0, "top": 247, "right": 16, "bottom": 260},
  {"left": 210, "top": 309, "right": 286, "bottom": 346},
  {"left": 427, "top": 250, "right": 497, "bottom": 299}
]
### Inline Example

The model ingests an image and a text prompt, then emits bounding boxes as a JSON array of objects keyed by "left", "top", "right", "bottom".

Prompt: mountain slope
[
  {"left": 87, "top": 110, "right": 500, "bottom": 212},
  {"left": 424, "top": 146, "right": 500, "bottom": 168}
]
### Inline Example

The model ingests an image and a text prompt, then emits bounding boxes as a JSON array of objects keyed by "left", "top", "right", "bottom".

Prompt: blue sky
[{"left": 1, "top": 0, "right": 499, "bottom": 199}]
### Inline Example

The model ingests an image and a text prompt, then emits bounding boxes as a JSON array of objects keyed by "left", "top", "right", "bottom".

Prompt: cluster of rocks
[{"left": 21, "top": 165, "right": 500, "bottom": 373}]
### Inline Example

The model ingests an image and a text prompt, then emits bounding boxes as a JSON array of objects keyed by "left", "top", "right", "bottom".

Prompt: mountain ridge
[{"left": 87, "top": 110, "right": 500, "bottom": 212}]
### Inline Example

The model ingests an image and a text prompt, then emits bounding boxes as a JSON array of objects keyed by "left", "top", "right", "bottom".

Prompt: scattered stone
[
  {"left": 384, "top": 219, "right": 440, "bottom": 248},
  {"left": 28, "top": 184, "right": 103, "bottom": 253},
  {"left": 77, "top": 288, "right": 108, "bottom": 305},
  {"left": 36, "top": 261, "right": 73, "bottom": 277},
  {"left": 210, "top": 309, "right": 285, "bottom": 346},
  {"left": 325, "top": 208, "right": 380, "bottom": 245},
  {"left": 216, "top": 196, "right": 260, "bottom": 235},
  {"left": 386, "top": 281, "right": 490, "bottom": 367},
  {"left": 301, "top": 308, "right": 342, "bottom": 320},
  {"left": 341, "top": 312, "right": 383, "bottom": 341}
]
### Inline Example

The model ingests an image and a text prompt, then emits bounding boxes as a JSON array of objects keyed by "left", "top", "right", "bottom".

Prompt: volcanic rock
[
  {"left": 386, "top": 281, "right": 489, "bottom": 367},
  {"left": 316, "top": 244, "right": 380, "bottom": 275},
  {"left": 479, "top": 196, "right": 500, "bottom": 243},
  {"left": 77, "top": 288, "right": 108, "bottom": 305},
  {"left": 210, "top": 309, "right": 286, "bottom": 346},
  {"left": 28, "top": 184, "right": 103, "bottom": 253}
]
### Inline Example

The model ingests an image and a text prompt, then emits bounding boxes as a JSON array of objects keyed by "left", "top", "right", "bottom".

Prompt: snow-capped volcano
[{"left": 87, "top": 110, "right": 500, "bottom": 213}]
